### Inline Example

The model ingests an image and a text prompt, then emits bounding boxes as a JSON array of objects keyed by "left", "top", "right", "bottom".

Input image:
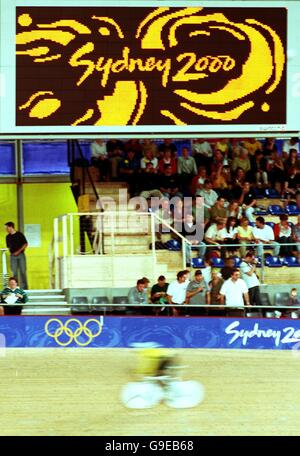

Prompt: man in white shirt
[
  {"left": 240, "top": 252, "right": 262, "bottom": 310},
  {"left": 198, "top": 180, "right": 219, "bottom": 223},
  {"left": 220, "top": 269, "right": 250, "bottom": 317},
  {"left": 253, "top": 216, "right": 280, "bottom": 256},
  {"left": 167, "top": 270, "right": 190, "bottom": 316}
]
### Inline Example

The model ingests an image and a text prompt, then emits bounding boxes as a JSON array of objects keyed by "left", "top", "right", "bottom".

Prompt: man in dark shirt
[
  {"left": 159, "top": 165, "right": 182, "bottom": 198},
  {"left": 151, "top": 275, "right": 170, "bottom": 315},
  {"left": 5, "top": 221, "right": 28, "bottom": 289}
]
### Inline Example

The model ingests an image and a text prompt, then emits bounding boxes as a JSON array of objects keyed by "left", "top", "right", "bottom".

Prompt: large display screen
[{"left": 0, "top": 1, "right": 299, "bottom": 135}]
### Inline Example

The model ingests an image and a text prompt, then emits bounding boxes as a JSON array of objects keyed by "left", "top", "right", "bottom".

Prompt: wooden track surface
[{"left": 0, "top": 348, "right": 300, "bottom": 436}]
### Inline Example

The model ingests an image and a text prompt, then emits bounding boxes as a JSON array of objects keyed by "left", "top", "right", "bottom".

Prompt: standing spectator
[
  {"left": 186, "top": 270, "right": 210, "bottom": 316},
  {"left": 5, "top": 222, "right": 28, "bottom": 290},
  {"left": 220, "top": 269, "right": 250, "bottom": 317},
  {"left": 220, "top": 257, "right": 235, "bottom": 281},
  {"left": 1, "top": 276, "right": 28, "bottom": 315},
  {"left": 249, "top": 150, "right": 268, "bottom": 187},
  {"left": 208, "top": 269, "right": 225, "bottom": 316},
  {"left": 240, "top": 253, "right": 262, "bottom": 309},
  {"left": 268, "top": 151, "right": 285, "bottom": 195},
  {"left": 252, "top": 216, "right": 280, "bottom": 257},
  {"left": 167, "top": 270, "right": 190, "bottom": 316}
]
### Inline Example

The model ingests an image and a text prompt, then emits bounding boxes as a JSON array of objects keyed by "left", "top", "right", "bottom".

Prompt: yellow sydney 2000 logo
[
  {"left": 45, "top": 317, "right": 104, "bottom": 346},
  {"left": 16, "top": 7, "right": 286, "bottom": 126}
]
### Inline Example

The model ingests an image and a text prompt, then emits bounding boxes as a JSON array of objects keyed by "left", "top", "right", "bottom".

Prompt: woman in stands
[
  {"left": 237, "top": 217, "right": 255, "bottom": 257},
  {"left": 273, "top": 214, "right": 294, "bottom": 257}
]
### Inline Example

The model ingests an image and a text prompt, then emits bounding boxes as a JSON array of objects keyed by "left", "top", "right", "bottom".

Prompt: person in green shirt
[{"left": 1, "top": 276, "right": 28, "bottom": 315}]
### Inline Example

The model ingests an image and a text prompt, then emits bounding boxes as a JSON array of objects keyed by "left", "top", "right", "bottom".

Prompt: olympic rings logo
[{"left": 45, "top": 317, "right": 104, "bottom": 347}]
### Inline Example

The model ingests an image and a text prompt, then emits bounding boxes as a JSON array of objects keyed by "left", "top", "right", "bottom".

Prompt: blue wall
[{"left": 1, "top": 316, "right": 300, "bottom": 350}]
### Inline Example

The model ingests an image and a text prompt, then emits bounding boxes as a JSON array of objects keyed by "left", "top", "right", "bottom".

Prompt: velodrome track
[{"left": 1, "top": 348, "right": 300, "bottom": 436}]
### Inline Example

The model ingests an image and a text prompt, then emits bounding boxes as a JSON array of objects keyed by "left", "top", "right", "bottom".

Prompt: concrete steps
[{"left": 22, "top": 289, "right": 69, "bottom": 315}]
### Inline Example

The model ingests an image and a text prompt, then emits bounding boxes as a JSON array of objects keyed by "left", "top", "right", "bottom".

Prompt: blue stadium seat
[
  {"left": 268, "top": 204, "right": 285, "bottom": 215},
  {"left": 283, "top": 256, "right": 300, "bottom": 267},
  {"left": 265, "top": 221, "right": 275, "bottom": 229},
  {"left": 232, "top": 257, "right": 242, "bottom": 267},
  {"left": 165, "top": 239, "right": 181, "bottom": 251},
  {"left": 265, "top": 188, "right": 280, "bottom": 199},
  {"left": 274, "top": 292, "right": 289, "bottom": 307},
  {"left": 191, "top": 257, "right": 205, "bottom": 268},
  {"left": 211, "top": 257, "right": 225, "bottom": 268},
  {"left": 253, "top": 188, "right": 265, "bottom": 199},
  {"left": 255, "top": 208, "right": 268, "bottom": 215},
  {"left": 286, "top": 204, "right": 300, "bottom": 215},
  {"left": 265, "top": 256, "right": 283, "bottom": 267}
]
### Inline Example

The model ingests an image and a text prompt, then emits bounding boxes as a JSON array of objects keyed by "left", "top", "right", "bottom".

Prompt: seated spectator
[
  {"left": 263, "top": 137, "right": 277, "bottom": 158},
  {"left": 158, "top": 149, "right": 177, "bottom": 175},
  {"left": 253, "top": 216, "right": 280, "bottom": 257},
  {"left": 211, "top": 165, "right": 232, "bottom": 199},
  {"left": 167, "top": 270, "right": 190, "bottom": 316},
  {"left": 208, "top": 269, "right": 225, "bottom": 316},
  {"left": 177, "top": 147, "right": 197, "bottom": 195},
  {"left": 283, "top": 166, "right": 300, "bottom": 199},
  {"left": 249, "top": 150, "right": 268, "bottom": 187},
  {"left": 124, "top": 139, "right": 143, "bottom": 158},
  {"left": 231, "top": 147, "right": 251, "bottom": 174},
  {"left": 181, "top": 214, "right": 206, "bottom": 264},
  {"left": 151, "top": 275, "right": 169, "bottom": 306},
  {"left": 268, "top": 151, "right": 285, "bottom": 195},
  {"left": 119, "top": 150, "right": 140, "bottom": 196},
  {"left": 127, "top": 279, "right": 148, "bottom": 315},
  {"left": 210, "top": 149, "right": 224, "bottom": 174},
  {"left": 158, "top": 139, "right": 177, "bottom": 157},
  {"left": 1, "top": 277, "right": 28, "bottom": 315},
  {"left": 204, "top": 220, "right": 228, "bottom": 258},
  {"left": 106, "top": 139, "right": 125, "bottom": 179},
  {"left": 292, "top": 214, "right": 300, "bottom": 254},
  {"left": 141, "top": 139, "right": 158, "bottom": 159},
  {"left": 284, "top": 148, "right": 300, "bottom": 172},
  {"left": 210, "top": 196, "right": 227, "bottom": 223},
  {"left": 231, "top": 168, "right": 246, "bottom": 199},
  {"left": 140, "top": 150, "right": 158, "bottom": 170},
  {"left": 192, "top": 138, "right": 213, "bottom": 170},
  {"left": 139, "top": 162, "right": 162, "bottom": 199},
  {"left": 238, "top": 182, "right": 257, "bottom": 223},
  {"left": 282, "top": 137, "right": 299, "bottom": 160},
  {"left": 242, "top": 138, "right": 263, "bottom": 156},
  {"left": 192, "top": 166, "right": 207, "bottom": 195},
  {"left": 237, "top": 216, "right": 255, "bottom": 256},
  {"left": 159, "top": 165, "right": 182, "bottom": 198},
  {"left": 219, "top": 269, "right": 250, "bottom": 317},
  {"left": 227, "top": 200, "right": 242, "bottom": 220},
  {"left": 282, "top": 288, "right": 300, "bottom": 318},
  {"left": 198, "top": 180, "right": 218, "bottom": 222},
  {"left": 215, "top": 139, "right": 230, "bottom": 159},
  {"left": 186, "top": 270, "right": 210, "bottom": 316},
  {"left": 273, "top": 214, "right": 295, "bottom": 256},
  {"left": 90, "top": 139, "right": 110, "bottom": 181},
  {"left": 222, "top": 217, "right": 238, "bottom": 255}
]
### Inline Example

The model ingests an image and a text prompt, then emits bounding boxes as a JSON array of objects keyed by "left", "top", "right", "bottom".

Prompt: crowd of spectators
[
  {"left": 126, "top": 270, "right": 300, "bottom": 318},
  {"left": 88, "top": 136, "right": 300, "bottom": 263}
]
